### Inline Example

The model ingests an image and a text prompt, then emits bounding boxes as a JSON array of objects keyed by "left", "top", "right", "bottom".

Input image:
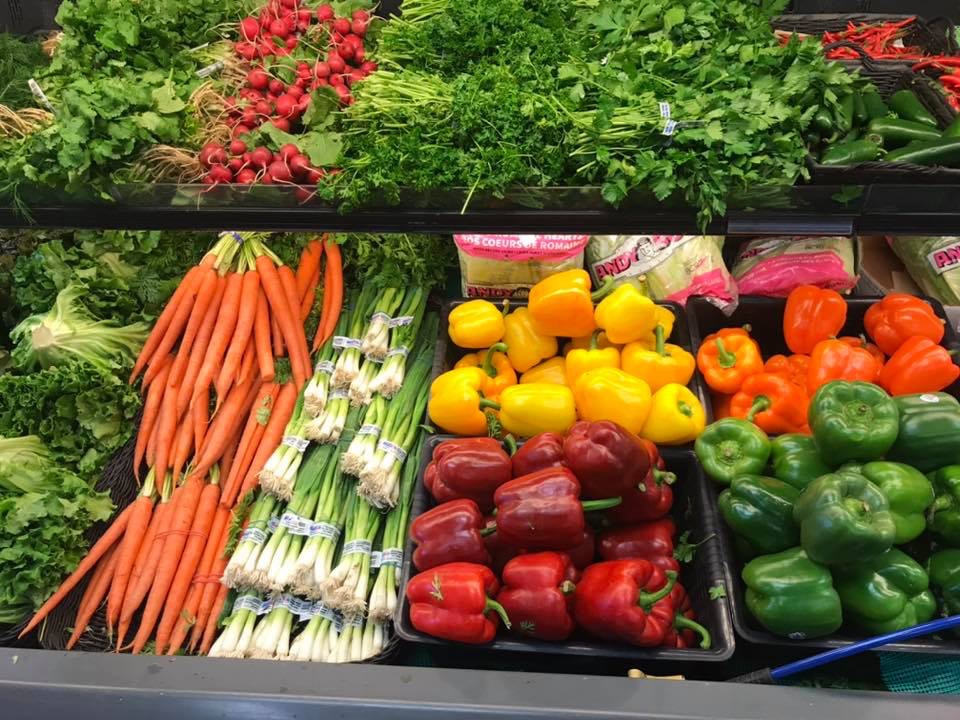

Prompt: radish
[
  {"left": 361, "top": 61, "right": 377, "bottom": 73},
  {"left": 334, "top": 84, "right": 351, "bottom": 101},
  {"left": 260, "top": 173, "right": 275, "bottom": 185},
  {"left": 202, "top": 175, "right": 217, "bottom": 185},
  {"left": 294, "top": 186, "right": 314, "bottom": 203},
  {"left": 208, "top": 147, "right": 228, "bottom": 166},
  {"left": 275, "top": 46, "right": 292, "bottom": 56},
  {"left": 275, "top": 94, "right": 297, "bottom": 118},
  {"left": 236, "top": 168, "right": 258, "bottom": 184},
  {"left": 247, "top": 68, "right": 269, "bottom": 90},
  {"left": 306, "top": 167, "right": 325, "bottom": 183},
  {"left": 298, "top": 8, "right": 313, "bottom": 25},
  {"left": 272, "top": 117, "right": 292, "bottom": 131},
  {"left": 315, "top": 78, "right": 330, "bottom": 88},
  {"left": 233, "top": 124, "right": 252, "bottom": 137},
  {"left": 240, "top": 17, "right": 260, "bottom": 41},
  {"left": 230, "top": 139, "right": 248, "bottom": 156},
  {"left": 333, "top": 17, "right": 351, "bottom": 35},
  {"left": 280, "top": 0, "right": 298, "bottom": 8},
  {"left": 330, "top": 74, "right": 345, "bottom": 86},
  {"left": 208, "top": 165, "right": 234, "bottom": 183},
  {"left": 352, "top": 9, "right": 369, "bottom": 21},
  {"left": 279, "top": 143, "right": 300, "bottom": 162},
  {"left": 298, "top": 94, "right": 312, "bottom": 111},
  {"left": 289, "top": 153, "right": 311, "bottom": 176},
  {"left": 316, "top": 4, "right": 334, "bottom": 21},
  {"left": 259, "top": 41, "right": 275, "bottom": 57},
  {"left": 269, "top": 18, "right": 291, "bottom": 37},
  {"left": 228, "top": 157, "right": 245, "bottom": 173},
  {"left": 328, "top": 53, "right": 345, "bottom": 73},
  {"left": 255, "top": 100, "right": 273, "bottom": 117},
  {"left": 351, "top": 19, "right": 367, "bottom": 36},
  {"left": 287, "top": 85, "right": 305, "bottom": 99},
  {"left": 250, "top": 147, "right": 274, "bottom": 168},
  {"left": 269, "top": 79, "right": 285, "bottom": 95},
  {"left": 353, "top": 46, "right": 366, "bottom": 63},
  {"left": 339, "top": 43, "right": 354, "bottom": 60},
  {"left": 331, "top": 32, "right": 345, "bottom": 45},
  {"left": 268, "top": 160, "right": 293, "bottom": 182},
  {"left": 349, "top": 69, "right": 365, "bottom": 85},
  {"left": 236, "top": 41, "right": 258, "bottom": 60},
  {"left": 286, "top": 36, "right": 299, "bottom": 49},
  {"left": 315, "top": 61, "right": 331, "bottom": 78}
]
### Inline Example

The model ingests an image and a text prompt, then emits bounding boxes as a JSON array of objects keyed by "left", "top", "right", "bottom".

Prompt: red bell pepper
[
  {"left": 562, "top": 420, "right": 651, "bottom": 499},
  {"left": 511, "top": 432, "right": 566, "bottom": 477},
  {"left": 639, "top": 438, "right": 665, "bottom": 470},
  {"left": 604, "top": 466, "right": 676, "bottom": 525},
  {"left": 879, "top": 336, "right": 960, "bottom": 396},
  {"left": 598, "top": 518, "right": 680, "bottom": 574},
  {"left": 483, "top": 514, "right": 519, "bottom": 574},
  {"left": 496, "top": 552, "right": 579, "bottom": 641},
  {"left": 864, "top": 293, "right": 945, "bottom": 356},
  {"left": 574, "top": 560, "right": 711, "bottom": 648},
  {"left": 493, "top": 467, "right": 620, "bottom": 550},
  {"left": 423, "top": 437, "right": 513, "bottom": 511},
  {"left": 407, "top": 562, "right": 511, "bottom": 644},
  {"left": 410, "top": 499, "right": 492, "bottom": 571},
  {"left": 567, "top": 526, "right": 596, "bottom": 569},
  {"left": 659, "top": 583, "right": 709, "bottom": 649}
]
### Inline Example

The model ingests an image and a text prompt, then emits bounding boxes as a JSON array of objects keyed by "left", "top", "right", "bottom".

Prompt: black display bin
[{"left": 395, "top": 436, "right": 736, "bottom": 662}]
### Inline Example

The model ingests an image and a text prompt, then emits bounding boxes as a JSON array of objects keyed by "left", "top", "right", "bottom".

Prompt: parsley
[
  {"left": 674, "top": 531, "right": 716, "bottom": 563},
  {"left": 709, "top": 584, "right": 727, "bottom": 600}
]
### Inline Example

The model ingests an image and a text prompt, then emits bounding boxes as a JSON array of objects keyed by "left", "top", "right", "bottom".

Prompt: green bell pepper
[
  {"left": 718, "top": 475, "right": 800, "bottom": 555},
  {"left": 694, "top": 418, "right": 770, "bottom": 486},
  {"left": 928, "top": 465, "right": 960, "bottom": 546},
  {"left": 835, "top": 548, "right": 937, "bottom": 634},
  {"left": 770, "top": 434, "right": 832, "bottom": 490},
  {"left": 888, "top": 393, "right": 960, "bottom": 472},
  {"left": 857, "top": 462, "right": 935, "bottom": 544},
  {"left": 808, "top": 381, "right": 899, "bottom": 465},
  {"left": 928, "top": 549, "right": 960, "bottom": 618},
  {"left": 793, "top": 473, "right": 896, "bottom": 566},
  {"left": 743, "top": 547, "right": 842, "bottom": 640}
]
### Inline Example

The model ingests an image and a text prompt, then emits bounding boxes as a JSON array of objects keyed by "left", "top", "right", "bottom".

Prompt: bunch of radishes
[{"left": 199, "top": 139, "right": 333, "bottom": 192}]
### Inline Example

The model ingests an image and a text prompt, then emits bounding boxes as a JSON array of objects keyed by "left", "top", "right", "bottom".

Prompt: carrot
[
  {"left": 191, "top": 272, "right": 243, "bottom": 412},
  {"left": 166, "top": 583, "right": 201, "bottom": 657},
  {"left": 214, "top": 270, "right": 261, "bottom": 404},
  {"left": 257, "top": 256, "right": 308, "bottom": 387},
  {"left": 66, "top": 544, "right": 119, "bottom": 651},
  {"left": 295, "top": 239, "right": 323, "bottom": 301},
  {"left": 299, "top": 267, "right": 320, "bottom": 323},
  {"left": 271, "top": 314, "right": 284, "bottom": 357},
  {"left": 166, "top": 266, "right": 220, "bottom": 390},
  {"left": 106, "top": 485, "right": 155, "bottom": 635},
  {"left": 279, "top": 264, "right": 311, "bottom": 378},
  {"left": 141, "top": 268, "right": 204, "bottom": 387},
  {"left": 220, "top": 384, "right": 276, "bottom": 507},
  {"left": 192, "top": 380, "right": 260, "bottom": 481},
  {"left": 189, "top": 523, "right": 232, "bottom": 652},
  {"left": 219, "top": 420, "right": 242, "bottom": 487},
  {"left": 129, "top": 262, "right": 203, "bottom": 383},
  {"left": 131, "top": 474, "right": 204, "bottom": 654},
  {"left": 20, "top": 503, "right": 134, "bottom": 638},
  {"left": 175, "top": 275, "right": 227, "bottom": 419},
  {"left": 200, "top": 583, "right": 230, "bottom": 655},
  {"left": 253, "top": 290, "right": 275, "bottom": 382},
  {"left": 146, "top": 408, "right": 161, "bottom": 470},
  {"left": 117, "top": 488, "right": 174, "bottom": 650},
  {"left": 152, "top": 387, "right": 180, "bottom": 494},
  {"left": 313, "top": 240, "right": 343, "bottom": 351},
  {"left": 192, "top": 388, "right": 210, "bottom": 462},
  {"left": 134, "top": 358, "right": 172, "bottom": 481},
  {"left": 170, "top": 416, "right": 195, "bottom": 485},
  {"left": 237, "top": 337, "right": 256, "bottom": 385},
  {"left": 235, "top": 382, "right": 298, "bottom": 502},
  {"left": 155, "top": 479, "right": 221, "bottom": 654}
]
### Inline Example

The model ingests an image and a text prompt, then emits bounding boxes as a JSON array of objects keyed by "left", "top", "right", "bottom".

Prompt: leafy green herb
[
  {"left": 0, "top": 34, "right": 50, "bottom": 109},
  {"left": 709, "top": 584, "right": 727, "bottom": 600},
  {"left": 338, "top": 233, "right": 457, "bottom": 289}
]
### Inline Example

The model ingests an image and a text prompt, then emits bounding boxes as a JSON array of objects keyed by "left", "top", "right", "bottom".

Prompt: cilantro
[
  {"left": 673, "top": 531, "right": 715, "bottom": 563},
  {"left": 709, "top": 584, "right": 727, "bottom": 600}
]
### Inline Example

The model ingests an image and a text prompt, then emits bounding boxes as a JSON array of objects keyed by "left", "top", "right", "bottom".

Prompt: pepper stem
[
  {"left": 479, "top": 524, "right": 497, "bottom": 537},
  {"left": 931, "top": 495, "right": 954, "bottom": 513},
  {"left": 502, "top": 434, "right": 518, "bottom": 457},
  {"left": 588, "top": 328, "right": 604, "bottom": 351},
  {"left": 654, "top": 324, "right": 668, "bottom": 357},
  {"left": 501, "top": 299, "right": 511, "bottom": 317},
  {"left": 678, "top": 401, "right": 693, "bottom": 418},
  {"left": 654, "top": 469, "right": 677, "bottom": 486},
  {"left": 590, "top": 276, "right": 616, "bottom": 302},
  {"left": 581, "top": 497, "right": 622, "bottom": 512},
  {"left": 485, "top": 597, "right": 512, "bottom": 629},
  {"left": 479, "top": 399, "right": 501, "bottom": 411},
  {"left": 715, "top": 338, "right": 737, "bottom": 369},
  {"left": 674, "top": 615, "right": 712, "bottom": 649},
  {"left": 637, "top": 571, "right": 677, "bottom": 613},
  {"left": 746, "top": 395, "right": 771, "bottom": 422},
  {"left": 482, "top": 343, "right": 508, "bottom": 378},
  {"left": 560, "top": 580, "right": 576, "bottom": 595}
]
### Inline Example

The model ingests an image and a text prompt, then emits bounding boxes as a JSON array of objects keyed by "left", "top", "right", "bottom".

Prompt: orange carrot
[
  {"left": 295, "top": 239, "right": 323, "bottom": 301},
  {"left": 141, "top": 269, "right": 203, "bottom": 387},
  {"left": 66, "top": 544, "right": 119, "bottom": 651},
  {"left": 257, "top": 256, "right": 308, "bottom": 387},
  {"left": 166, "top": 583, "right": 201, "bottom": 656},
  {"left": 253, "top": 290, "right": 275, "bottom": 382},
  {"left": 152, "top": 388, "right": 179, "bottom": 494},
  {"left": 191, "top": 272, "right": 243, "bottom": 412},
  {"left": 20, "top": 503, "right": 134, "bottom": 638},
  {"left": 271, "top": 314, "right": 284, "bottom": 357},
  {"left": 200, "top": 583, "right": 230, "bottom": 655},
  {"left": 170, "top": 415, "right": 195, "bottom": 485},
  {"left": 132, "top": 475, "right": 204, "bottom": 654},
  {"left": 279, "top": 263, "right": 311, "bottom": 379},
  {"left": 166, "top": 266, "right": 220, "bottom": 390},
  {"left": 106, "top": 486, "right": 155, "bottom": 635},
  {"left": 155, "top": 479, "right": 221, "bottom": 654},
  {"left": 175, "top": 276, "right": 227, "bottom": 419},
  {"left": 189, "top": 523, "right": 232, "bottom": 652},
  {"left": 219, "top": 421, "right": 242, "bottom": 487},
  {"left": 193, "top": 388, "right": 210, "bottom": 462},
  {"left": 215, "top": 270, "right": 261, "bottom": 403},
  {"left": 220, "top": 384, "right": 277, "bottom": 508},
  {"left": 237, "top": 337, "right": 256, "bottom": 385},
  {"left": 313, "top": 240, "right": 343, "bottom": 351},
  {"left": 192, "top": 380, "right": 259, "bottom": 481},
  {"left": 134, "top": 359, "right": 171, "bottom": 481},
  {"left": 299, "top": 267, "right": 320, "bottom": 323},
  {"left": 235, "top": 382, "right": 298, "bottom": 502}
]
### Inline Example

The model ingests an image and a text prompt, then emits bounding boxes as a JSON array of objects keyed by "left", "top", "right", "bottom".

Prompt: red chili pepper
[
  {"left": 562, "top": 420, "right": 652, "bottom": 499},
  {"left": 493, "top": 467, "right": 620, "bottom": 550},
  {"left": 511, "top": 432, "right": 566, "bottom": 477},
  {"left": 423, "top": 437, "right": 513, "bottom": 512},
  {"left": 940, "top": 75, "right": 960, "bottom": 87},
  {"left": 410, "top": 499, "right": 492, "bottom": 571},
  {"left": 598, "top": 518, "right": 681, "bottom": 574},
  {"left": 496, "top": 552, "right": 578, "bottom": 641},
  {"left": 407, "top": 562, "right": 510, "bottom": 644}
]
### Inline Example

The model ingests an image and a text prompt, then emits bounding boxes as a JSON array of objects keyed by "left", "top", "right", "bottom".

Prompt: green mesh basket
[{"left": 880, "top": 652, "right": 960, "bottom": 694}]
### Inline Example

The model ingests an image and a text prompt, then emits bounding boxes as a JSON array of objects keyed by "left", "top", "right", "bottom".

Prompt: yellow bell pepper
[
  {"left": 630, "top": 307, "right": 677, "bottom": 349},
  {"left": 640, "top": 383, "right": 706, "bottom": 445},
  {"left": 621, "top": 325, "right": 696, "bottom": 393},
  {"left": 594, "top": 284, "right": 659, "bottom": 344},
  {"left": 573, "top": 368, "right": 652, "bottom": 435},
  {"left": 566, "top": 329, "right": 620, "bottom": 387},
  {"left": 528, "top": 269, "right": 613, "bottom": 338},
  {"left": 448, "top": 299, "right": 505, "bottom": 349},
  {"left": 453, "top": 343, "right": 517, "bottom": 400},
  {"left": 490, "top": 383, "right": 577, "bottom": 438},
  {"left": 520, "top": 356, "right": 567, "bottom": 385},
  {"left": 563, "top": 330, "right": 620, "bottom": 355},
  {"left": 502, "top": 307, "right": 558, "bottom": 372},
  {"left": 428, "top": 367, "right": 499, "bottom": 436}
]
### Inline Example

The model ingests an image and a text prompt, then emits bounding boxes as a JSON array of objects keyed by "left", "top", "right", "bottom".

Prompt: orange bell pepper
[
  {"left": 696, "top": 327, "right": 763, "bottom": 394},
  {"left": 783, "top": 285, "right": 847, "bottom": 354},
  {"left": 764, "top": 354, "right": 810, "bottom": 389},
  {"left": 528, "top": 270, "right": 614, "bottom": 338},
  {"left": 454, "top": 343, "right": 518, "bottom": 400},
  {"left": 711, "top": 392, "right": 733, "bottom": 420},
  {"left": 730, "top": 373, "right": 809, "bottom": 435},
  {"left": 864, "top": 293, "right": 945, "bottom": 356},
  {"left": 807, "top": 339, "right": 882, "bottom": 395},
  {"left": 836, "top": 336, "right": 885, "bottom": 366},
  {"left": 879, "top": 336, "right": 960, "bottom": 396}
]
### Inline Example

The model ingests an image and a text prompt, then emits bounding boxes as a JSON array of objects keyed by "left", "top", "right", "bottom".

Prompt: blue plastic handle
[{"left": 770, "top": 615, "right": 960, "bottom": 680}]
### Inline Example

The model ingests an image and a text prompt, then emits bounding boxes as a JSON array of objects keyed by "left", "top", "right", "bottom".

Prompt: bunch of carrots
[{"left": 19, "top": 232, "right": 345, "bottom": 655}]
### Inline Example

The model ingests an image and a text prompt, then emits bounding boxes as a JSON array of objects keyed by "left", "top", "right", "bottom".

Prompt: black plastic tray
[
  {"left": 395, "top": 436, "right": 736, "bottom": 662},
  {"left": 686, "top": 294, "right": 960, "bottom": 655}
]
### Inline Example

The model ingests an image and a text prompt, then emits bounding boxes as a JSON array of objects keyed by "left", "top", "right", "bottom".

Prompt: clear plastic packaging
[{"left": 731, "top": 236, "right": 858, "bottom": 296}]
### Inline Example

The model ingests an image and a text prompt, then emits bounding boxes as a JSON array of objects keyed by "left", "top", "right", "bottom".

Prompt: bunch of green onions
[
  {"left": 223, "top": 495, "right": 280, "bottom": 589},
  {"left": 303, "top": 324, "right": 342, "bottom": 419},
  {"left": 333, "top": 287, "right": 376, "bottom": 389},
  {"left": 341, "top": 395, "right": 386, "bottom": 477},
  {"left": 360, "top": 287, "right": 405, "bottom": 361},
  {"left": 259, "top": 395, "right": 309, "bottom": 500},
  {"left": 368, "top": 290, "right": 429, "bottom": 398}
]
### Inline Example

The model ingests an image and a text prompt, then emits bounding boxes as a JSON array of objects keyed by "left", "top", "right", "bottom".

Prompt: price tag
[
  {"left": 380, "top": 548, "right": 404, "bottom": 568},
  {"left": 370, "top": 311, "right": 391, "bottom": 324},
  {"left": 315, "top": 360, "right": 335, "bottom": 376},
  {"left": 196, "top": 61, "right": 224, "bottom": 78},
  {"left": 28, "top": 79, "right": 55, "bottom": 114},
  {"left": 388, "top": 315, "right": 415, "bottom": 328},
  {"left": 333, "top": 336, "right": 362, "bottom": 350},
  {"left": 330, "top": 388, "right": 349, "bottom": 400},
  {"left": 240, "top": 527, "right": 268, "bottom": 546},
  {"left": 370, "top": 551, "right": 383, "bottom": 570},
  {"left": 386, "top": 346, "right": 409, "bottom": 358},
  {"left": 662, "top": 119, "right": 678, "bottom": 136},
  {"left": 659, "top": 102, "right": 671, "bottom": 119},
  {"left": 342, "top": 539, "right": 372, "bottom": 557},
  {"left": 309, "top": 521, "right": 341, "bottom": 540},
  {"left": 233, "top": 594, "right": 263, "bottom": 614},
  {"left": 280, "top": 511, "right": 314, "bottom": 536},
  {"left": 357, "top": 423, "right": 381, "bottom": 437},
  {"left": 377, "top": 439, "right": 407, "bottom": 463},
  {"left": 282, "top": 435, "right": 310, "bottom": 453}
]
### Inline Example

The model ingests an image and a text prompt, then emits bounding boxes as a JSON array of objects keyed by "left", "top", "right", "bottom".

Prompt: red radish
[
  {"left": 259, "top": 42, "right": 275, "bottom": 57},
  {"left": 242, "top": 108, "right": 257, "bottom": 126},
  {"left": 279, "top": 144, "right": 300, "bottom": 162},
  {"left": 236, "top": 42, "right": 258, "bottom": 60},
  {"left": 361, "top": 61, "right": 377, "bottom": 73},
  {"left": 351, "top": 19, "right": 367, "bottom": 36},
  {"left": 297, "top": 67, "right": 312, "bottom": 81},
  {"left": 268, "top": 160, "right": 293, "bottom": 182},
  {"left": 247, "top": 69, "right": 269, "bottom": 90},
  {"left": 306, "top": 167, "right": 325, "bottom": 183},
  {"left": 298, "top": 8, "right": 313, "bottom": 24},
  {"left": 275, "top": 95, "right": 297, "bottom": 118},
  {"left": 315, "top": 62, "right": 331, "bottom": 78},
  {"left": 297, "top": 95, "right": 312, "bottom": 111},
  {"left": 275, "top": 46, "right": 292, "bottom": 57},
  {"left": 331, "top": 32, "right": 345, "bottom": 45},
  {"left": 250, "top": 147, "right": 274, "bottom": 168},
  {"left": 199, "top": 143, "right": 222, "bottom": 165},
  {"left": 260, "top": 173, "right": 275, "bottom": 185},
  {"left": 316, "top": 4, "right": 334, "bottom": 21},
  {"left": 224, "top": 96, "right": 238, "bottom": 110},
  {"left": 269, "top": 79, "right": 285, "bottom": 95},
  {"left": 254, "top": 100, "right": 273, "bottom": 117},
  {"left": 333, "top": 17, "right": 351, "bottom": 35},
  {"left": 280, "top": 0, "right": 298, "bottom": 8},
  {"left": 349, "top": 69, "right": 365, "bottom": 85},
  {"left": 233, "top": 124, "right": 252, "bottom": 137},
  {"left": 294, "top": 186, "right": 312, "bottom": 202},
  {"left": 239, "top": 88, "right": 261, "bottom": 101},
  {"left": 286, "top": 36, "right": 299, "bottom": 49},
  {"left": 240, "top": 17, "right": 260, "bottom": 41},
  {"left": 236, "top": 169, "right": 258, "bottom": 184},
  {"left": 315, "top": 78, "right": 329, "bottom": 87},
  {"left": 243, "top": 152, "right": 253, "bottom": 163},
  {"left": 272, "top": 117, "right": 292, "bottom": 131},
  {"left": 269, "top": 18, "right": 291, "bottom": 37},
  {"left": 334, "top": 84, "right": 351, "bottom": 101},
  {"left": 267, "top": 92, "right": 279, "bottom": 103},
  {"left": 330, "top": 74, "right": 345, "bottom": 86},
  {"left": 327, "top": 53, "right": 345, "bottom": 73},
  {"left": 352, "top": 9, "right": 369, "bottom": 21},
  {"left": 208, "top": 165, "right": 234, "bottom": 183},
  {"left": 289, "top": 154, "right": 310, "bottom": 175},
  {"left": 339, "top": 43, "right": 354, "bottom": 60},
  {"left": 208, "top": 147, "right": 228, "bottom": 166},
  {"left": 353, "top": 46, "right": 365, "bottom": 63},
  {"left": 228, "top": 157, "right": 245, "bottom": 173},
  {"left": 230, "top": 140, "right": 248, "bottom": 156},
  {"left": 287, "top": 85, "right": 304, "bottom": 100},
  {"left": 202, "top": 175, "right": 217, "bottom": 185},
  {"left": 296, "top": 77, "right": 311, "bottom": 90}
]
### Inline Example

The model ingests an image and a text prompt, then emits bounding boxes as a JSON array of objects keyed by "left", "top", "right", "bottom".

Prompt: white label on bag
[
  {"left": 315, "top": 360, "right": 335, "bottom": 375},
  {"left": 196, "top": 61, "right": 224, "bottom": 78},
  {"left": 357, "top": 423, "right": 381, "bottom": 437},
  {"left": 662, "top": 119, "right": 678, "bottom": 136},
  {"left": 377, "top": 439, "right": 407, "bottom": 462},
  {"left": 309, "top": 521, "right": 341, "bottom": 540},
  {"left": 330, "top": 388, "right": 349, "bottom": 400},
  {"left": 282, "top": 435, "right": 310, "bottom": 453},
  {"left": 233, "top": 594, "right": 263, "bottom": 614},
  {"left": 659, "top": 102, "right": 671, "bottom": 119},
  {"left": 386, "top": 346, "right": 409, "bottom": 358},
  {"left": 333, "top": 336, "right": 362, "bottom": 350},
  {"left": 28, "top": 79, "right": 55, "bottom": 113},
  {"left": 370, "top": 551, "right": 382, "bottom": 569},
  {"left": 380, "top": 548, "right": 404, "bottom": 568},
  {"left": 267, "top": 516, "right": 280, "bottom": 532},
  {"left": 280, "top": 511, "right": 314, "bottom": 536},
  {"left": 342, "top": 539, "right": 372, "bottom": 557},
  {"left": 240, "top": 527, "right": 268, "bottom": 546},
  {"left": 389, "top": 315, "right": 415, "bottom": 328},
  {"left": 370, "top": 311, "right": 391, "bottom": 324}
]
